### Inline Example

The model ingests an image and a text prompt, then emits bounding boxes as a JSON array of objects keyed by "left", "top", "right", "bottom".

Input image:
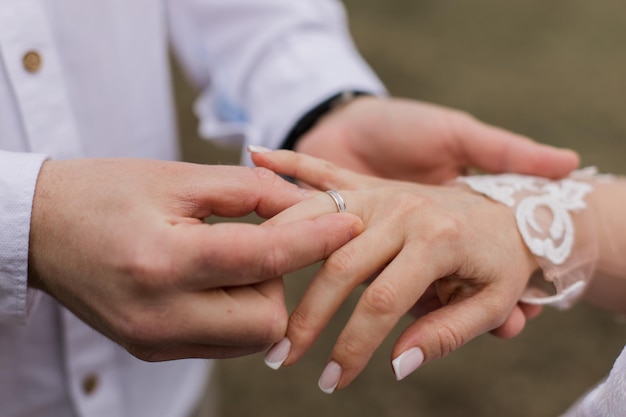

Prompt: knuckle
[
  {"left": 316, "top": 160, "right": 342, "bottom": 190},
  {"left": 251, "top": 166, "right": 280, "bottom": 186},
  {"left": 425, "top": 215, "right": 462, "bottom": 243},
  {"left": 119, "top": 249, "right": 177, "bottom": 292},
  {"left": 287, "top": 308, "right": 319, "bottom": 343},
  {"left": 257, "top": 246, "right": 290, "bottom": 278},
  {"left": 387, "top": 191, "right": 433, "bottom": 218},
  {"left": 446, "top": 109, "right": 476, "bottom": 133},
  {"left": 322, "top": 248, "right": 357, "bottom": 280},
  {"left": 361, "top": 282, "right": 401, "bottom": 317},
  {"left": 228, "top": 299, "right": 288, "bottom": 346},
  {"left": 428, "top": 317, "right": 467, "bottom": 359},
  {"left": 334, "top": 334, "right": 369, "bottom": 365},
  {"left": 262, "top": 303, "right": 288, "bottom": 344}
]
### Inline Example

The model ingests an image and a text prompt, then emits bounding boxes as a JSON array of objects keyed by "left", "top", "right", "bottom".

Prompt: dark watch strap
[{"left": 280, "top": 91, "right": 370, "bottom": 150}]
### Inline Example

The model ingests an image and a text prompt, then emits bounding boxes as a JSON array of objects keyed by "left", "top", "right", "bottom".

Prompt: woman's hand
[{"left": 252, "top": 149, "right": 539, "bottom": 392}]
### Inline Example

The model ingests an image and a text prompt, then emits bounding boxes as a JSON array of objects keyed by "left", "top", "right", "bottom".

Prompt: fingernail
[
  {"left": 318, "top": 361, "right": 342, "bottom": 394},
  {"left": 264, "top": 337, "right": 291, "bottom": 370},
  {"left": 392, "top": 347, "right": 424, "bottom": 381},
  {"left": 247, "top": 145, "right": 272, "bottom": 154}
]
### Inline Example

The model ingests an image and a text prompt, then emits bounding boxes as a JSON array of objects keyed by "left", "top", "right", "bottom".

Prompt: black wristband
[{"left": 280, "top": 91, "right": 370, "bottom": 150}]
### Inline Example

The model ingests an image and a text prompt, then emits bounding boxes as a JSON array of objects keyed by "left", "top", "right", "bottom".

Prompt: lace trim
[
  {"left": 459, "top": 174, "right": 592, "bottom": 265},
  {"left": 458, "top": 168, "right": 599, "bottom": 308}
]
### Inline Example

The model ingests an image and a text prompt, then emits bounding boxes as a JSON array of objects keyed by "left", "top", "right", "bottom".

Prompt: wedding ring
[{"left": 325, "top": 190, "right": 347, "bottom": 213}]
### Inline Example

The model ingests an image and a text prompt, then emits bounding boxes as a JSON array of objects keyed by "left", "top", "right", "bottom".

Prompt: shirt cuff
[{"left": 0, "top": 150, "right": 48, "bottom": 325}]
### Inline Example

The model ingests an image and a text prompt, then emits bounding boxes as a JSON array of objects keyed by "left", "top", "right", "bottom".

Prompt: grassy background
[{"left": 173, "top": 1, "right": 626, "bottom": 416}]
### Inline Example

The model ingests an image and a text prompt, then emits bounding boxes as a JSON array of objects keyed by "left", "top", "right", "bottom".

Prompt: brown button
[
  {"left": 22, "top": 51, "right": 42, "bottom": 73},
  {"left": 82, "top": 374, "right": 99, "bottom": 395}
]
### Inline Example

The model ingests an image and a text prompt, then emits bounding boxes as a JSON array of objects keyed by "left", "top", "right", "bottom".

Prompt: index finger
[
  {"left": 316, "top": 248, "right": 436, "bottom": 393},
  {"left": 249, "top": 147, "right": 387, "bottom": 191}
]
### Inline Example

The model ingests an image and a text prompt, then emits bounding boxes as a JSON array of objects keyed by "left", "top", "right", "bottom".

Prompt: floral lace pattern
[
  {"left": 459, "top": 174, "right": 592, "bottom": 265},
  {"left": 458, "top": 169, "right": 599, "bottom": 308}
]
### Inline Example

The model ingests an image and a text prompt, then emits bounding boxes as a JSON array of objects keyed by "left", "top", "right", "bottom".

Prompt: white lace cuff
[{"left": 458, "top": 168, "right": 606, "bottom": 309}]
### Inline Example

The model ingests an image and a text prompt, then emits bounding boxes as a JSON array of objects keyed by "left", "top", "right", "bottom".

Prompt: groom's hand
[
  {"left": 298, "top": 96, "right": 579, "bottom": 184},
  {"left": 29, "top": 158, "right": 363, "bottom": 360}
]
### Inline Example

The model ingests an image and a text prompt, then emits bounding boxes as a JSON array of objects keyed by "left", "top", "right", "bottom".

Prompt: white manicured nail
[
  {"left": 317, "top": 361, "right": 343, "bottom": 394},
  {"left": 318, "top": 361, "right": 342, "bottom": 394},
  {"left": 392, "top": 347, "right": 424, "bottom": 381},
  {"left": 247, "top": 145, "right": 272, "bottom": 154},
  {"left": 264, "top": 337, "right": 291, "bottom": 370}
]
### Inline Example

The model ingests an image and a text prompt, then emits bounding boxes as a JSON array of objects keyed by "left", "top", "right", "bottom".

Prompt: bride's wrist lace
[{"left": 458, "top": 167, "right": 611, "bottom": 309}]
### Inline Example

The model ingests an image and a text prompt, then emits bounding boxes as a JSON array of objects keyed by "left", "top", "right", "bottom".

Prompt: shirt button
[
  {"left": 22, "top": 51, "right": 42, "bottom": 73},
  {"left": 82, "top": 374, "right": 99, "bottom": 395}
]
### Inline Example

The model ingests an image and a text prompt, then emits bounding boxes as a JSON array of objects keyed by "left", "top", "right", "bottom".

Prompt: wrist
[
  {"left": 457, "top": 169, "right": 601, "bottom": 309},
  {"left": 27, "top": 159, "right": 58, "bottom": 292},
  {"left": 282, "top": 91, "right": 371, "bottom": 151}
]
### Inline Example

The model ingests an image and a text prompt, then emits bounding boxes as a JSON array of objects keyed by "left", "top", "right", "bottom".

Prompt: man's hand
[
  {"left": 28, "top": 158, "right": 362, "bottom": 361},
  {"left": 297, "top": 96, "right": 579, "bottom": 184}
]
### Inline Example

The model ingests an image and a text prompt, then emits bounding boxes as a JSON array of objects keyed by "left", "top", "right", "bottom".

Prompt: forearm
[{"left": 584, "top": 179, "right": 626, "bottom": 313}]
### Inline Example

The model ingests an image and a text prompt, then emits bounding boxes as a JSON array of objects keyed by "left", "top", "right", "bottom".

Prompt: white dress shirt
[
  {"left": 0, "top": 1, "right": 384, "bottom": 416},
  {"left": 560, "top": 346, "right": 626, "bottom": 417}
]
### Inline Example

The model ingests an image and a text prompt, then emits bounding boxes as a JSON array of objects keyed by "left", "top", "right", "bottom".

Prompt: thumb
[
  {"left": 489, "top": 304, "right": 528, "bottom": 339},
  {"left": 458, "top": 117, "right": 580, "bottom": 179},
  {"left": 174, "top": 212, "right": 364, "bottom": 288},
  {"left": 390, "top": 292, "right": 513, "bottom": 381}
]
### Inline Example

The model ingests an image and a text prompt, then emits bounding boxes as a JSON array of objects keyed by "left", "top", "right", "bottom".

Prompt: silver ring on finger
[{"left": 325, "top": 190, "right": 347, "bottom": 213}]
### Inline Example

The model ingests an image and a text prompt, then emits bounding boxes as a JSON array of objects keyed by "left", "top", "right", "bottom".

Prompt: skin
[
  {"left": 296, "top": 96, "right": 580, "bottom": 183},
  {"left": 255, "top": 149, "right": 626, "bottom": 392},
  {"left": 28, "top": 158, "right": 363, "bottom": 360},
  {"left": 294, "top": 95, "right": 577, "bottom": 338},
  {"left": 26, "top": 95, "right": 575, "bottom": 362},
  {"left": 253, "top": 149, "right": 541, "bottom": 390}
]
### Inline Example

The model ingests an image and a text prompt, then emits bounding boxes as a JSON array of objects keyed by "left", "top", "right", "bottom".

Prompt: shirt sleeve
[
  {"left": 166, "top": 0, "right": 387, "bottom": 163},
  {"left": 0, "top": 150, "right": 48, "bottom": 325},
  {"left": 559, "top": 345, "right": 626, "bottom": 417}
]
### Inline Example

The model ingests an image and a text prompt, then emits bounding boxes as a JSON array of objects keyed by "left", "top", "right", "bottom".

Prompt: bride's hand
[{"left": 251, "top": 148, "right": 539, "bottom": 392}]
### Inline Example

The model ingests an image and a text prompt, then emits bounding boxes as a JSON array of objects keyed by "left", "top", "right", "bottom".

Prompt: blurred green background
[{"left": 173, "top": 1, "right": 626, "bottom": 416}]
